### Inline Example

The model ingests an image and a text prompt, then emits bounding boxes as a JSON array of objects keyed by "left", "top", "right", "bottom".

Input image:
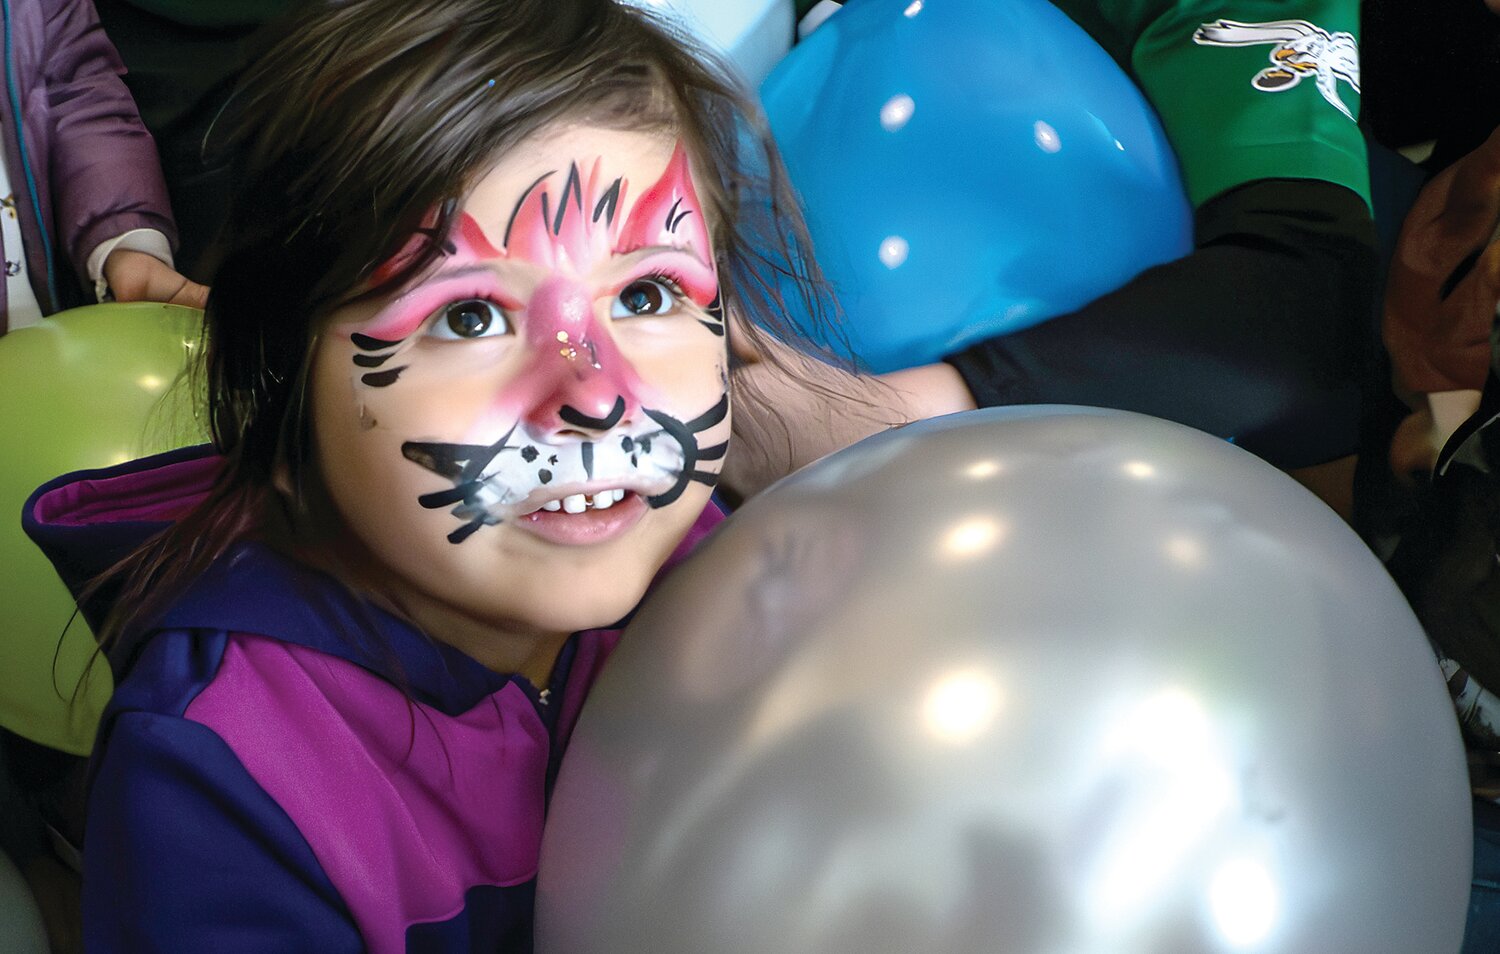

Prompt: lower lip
[{"left": 518, "top": 492, "right": 649, "bottom": 546}]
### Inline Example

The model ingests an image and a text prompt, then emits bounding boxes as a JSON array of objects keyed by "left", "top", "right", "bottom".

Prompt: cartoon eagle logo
[{"left": 1193, "top": 19, "right": 1361, "bottom": 121}]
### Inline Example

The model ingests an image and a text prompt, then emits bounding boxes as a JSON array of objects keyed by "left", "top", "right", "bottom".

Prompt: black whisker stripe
[
  {"left": 686, "top": 393, "right": 730, "bottom": 432},
  {"left": 503, "top": 170, "right": 555, "bottom": 247},
  {"left": 361, "top": 366, "right": 407, "bottom": 388},
  {"left": 403, "top": 436, "right": 509, "bottom": 480},
  {"left": 670, "top": 208, "right": 694, "bottom": 232},
  {"left": 352, "top": 333, "right": 402, "bottom": 351},
  {"left": 688, "top": 469, "right": 721, "bottom": 486},
  {"left": 448, "top": 519, "right": 487, "bottom": 545},
  {"left": 698, "top": 319, "right": 725, "bottom": 336},
  {"left": 418, "top": 484, "right": 478, "bottom": 510},
  {"left": 664, "top": 197, "right": 683, "bottom": 232},
  {"left": 354, "top": 353, "right": 394, "bottom": 368},
  {"left": 696, "top": 440, "right": 728, "bottom": 461},
  {"left": 465, "top": 429, "right": 516, "bottom": 483},
  {"left": 646, "top": 483, "right": 689, "bottom": 508}
]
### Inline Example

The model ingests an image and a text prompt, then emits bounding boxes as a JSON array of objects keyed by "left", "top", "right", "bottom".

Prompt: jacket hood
[{"left": 24, "top": 444, "right": 221, "bottom": 636}]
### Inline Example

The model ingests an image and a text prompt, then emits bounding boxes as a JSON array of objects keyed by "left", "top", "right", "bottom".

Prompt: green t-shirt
[{"left": 1051, "top": 0, "right": 1370, "bottom": 208}]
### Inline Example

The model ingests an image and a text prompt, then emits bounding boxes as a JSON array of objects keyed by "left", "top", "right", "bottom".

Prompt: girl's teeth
[{"left": 535, "top": 490, "right": 629, "bottom": 514}]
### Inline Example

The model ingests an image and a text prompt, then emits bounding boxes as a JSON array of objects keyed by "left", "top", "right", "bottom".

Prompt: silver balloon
[
  {"left": 537, "top": 406, "right": 1471, "bottom": 954},
  {"left": 0, "top": 850, "right": 47, "bottom": 954}
]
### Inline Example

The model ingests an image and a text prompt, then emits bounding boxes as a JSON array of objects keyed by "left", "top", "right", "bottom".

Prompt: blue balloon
[{"left": 761, "top": 0, "right": 1193, "bottom": 373}]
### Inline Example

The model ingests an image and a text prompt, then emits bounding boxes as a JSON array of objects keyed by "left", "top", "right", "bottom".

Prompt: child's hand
[
  {"left": 1389, "top": 388, "right": 1484, "bottom": 480},
  {"left": 103, "top": 249, "right": 210, "bottom": 310}
]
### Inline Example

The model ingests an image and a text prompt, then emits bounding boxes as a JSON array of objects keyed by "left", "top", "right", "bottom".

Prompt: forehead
[{"left": 466, "top": 125, "right": 699, "bottom": 230}]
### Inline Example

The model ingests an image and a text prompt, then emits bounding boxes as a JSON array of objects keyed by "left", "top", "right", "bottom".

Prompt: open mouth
[
  {"left": 522, "top": 487, "right": 629, "bottom": 514},
  {"left": 516, "top": 488, "right": 652, "bottom": 546}
]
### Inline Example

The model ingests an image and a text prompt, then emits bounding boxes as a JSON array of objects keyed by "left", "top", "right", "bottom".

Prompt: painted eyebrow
[
  {"left": 357, "top": 265, "right": 522, "bottom": 342},
  {"left": 620, "top": 243, "right": 699, "bottom": 258},
  {"left": 406, "top": 262, "right": 497, "bottom": 288},
  {"left": 614, "top": 232, "right": 710, "bottom": 261},
  {"left": 392, "top": 262, "right": 526, "bottom": 310}
]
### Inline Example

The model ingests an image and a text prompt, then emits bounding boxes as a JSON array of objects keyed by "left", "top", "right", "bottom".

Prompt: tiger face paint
[{"left": 308, "top": 126, "right": 728, "bottom": 638}]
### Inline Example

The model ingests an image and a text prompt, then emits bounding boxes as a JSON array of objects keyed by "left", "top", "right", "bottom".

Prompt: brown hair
[{"left": 98, "top": 0, "right": 844, "bottom": 651}]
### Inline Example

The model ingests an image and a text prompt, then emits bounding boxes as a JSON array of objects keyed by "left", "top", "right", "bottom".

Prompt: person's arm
[
  {"left": 85, "top": 710, "right": 363, "bottom": 952},
  {"left": 725, "top": 340, "right": 973, "bottom": 500},
  {"left": 945, "top": 178, "right": 1376, "bottom": 468},
  {"left": 42, "top": 0, "right": 205, "bottom": 305}
]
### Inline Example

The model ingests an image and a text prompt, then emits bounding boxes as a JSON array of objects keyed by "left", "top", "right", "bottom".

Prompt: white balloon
[
  {"left": 539, "top": 407, "right": 1472, "bottom": 954},
  {"left": 622, "top": 0, "right": 795, "bottom": 86}
]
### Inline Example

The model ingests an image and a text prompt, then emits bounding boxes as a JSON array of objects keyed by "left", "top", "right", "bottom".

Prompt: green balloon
[{"left": 0, "top": 303, "right": 208, "bottom": 754}]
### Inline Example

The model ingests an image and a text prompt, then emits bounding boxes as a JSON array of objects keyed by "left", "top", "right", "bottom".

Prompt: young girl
[{"left": 23, "top": 0, "right": 843, "bottom": 948}]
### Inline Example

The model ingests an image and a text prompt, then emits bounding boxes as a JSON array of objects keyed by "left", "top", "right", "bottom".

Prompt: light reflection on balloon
[
  {"left": 1034, "top": 120, "right": 1062, "bottom": 154},
  {"left": 940, "top": 516, "right": 1005, "bottom": 560},
  {"left": 879, "top": 94, "right": 914, "bottom": 132},
  {"left": 1081, "top": 689, "right": 1236, "bottom": 932},
  {"left": 1165, "top": 535, "right": 1205, "bottom": 568},
  {"left": 921, "top": 669, "right": 1004, "bottom": 746},
  {"left": 961, "top": 459, "right": 1002, "bottom": 480},
  {"left": 1210, "top": 858, "right": 1280, "bottom": 947},
  {"left": 877, "top": 235, "right": 908, "bottom": 269}
]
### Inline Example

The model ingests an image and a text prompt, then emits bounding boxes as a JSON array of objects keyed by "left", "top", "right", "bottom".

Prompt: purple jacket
[
  {"left": 1, "top": 0, "right": 176, "bottom": 329},
  {"left": 25, "top": 446, "right": 723, "bottom": 952}
]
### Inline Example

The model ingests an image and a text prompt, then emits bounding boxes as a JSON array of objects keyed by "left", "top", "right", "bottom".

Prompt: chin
[{"left": 519, "top": 595, "right": 642, "bottom": 635}]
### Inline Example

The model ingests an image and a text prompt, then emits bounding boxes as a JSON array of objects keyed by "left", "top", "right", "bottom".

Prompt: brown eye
[
  {"left": 613, "top": 278, "right": 677, "bottom": 318},
  {"left": 427, "top": 299, "right": 509, "bottom": 339}
]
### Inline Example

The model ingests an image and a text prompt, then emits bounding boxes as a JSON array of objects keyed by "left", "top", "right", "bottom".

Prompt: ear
[{"left": 728, "top": 309, "right": 769, "bottom": 364}]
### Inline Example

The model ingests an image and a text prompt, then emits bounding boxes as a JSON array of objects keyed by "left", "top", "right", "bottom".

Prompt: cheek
[
  {"left": 320, "top": 340, "right": 529, "bottom": 444},
  {"left": 620, "top": 328, "right": 729, "bottom": 411}
]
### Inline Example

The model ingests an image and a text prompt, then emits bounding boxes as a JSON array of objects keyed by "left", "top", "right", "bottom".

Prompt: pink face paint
[
  {"left": 509, "top": 274, "right": 652, "bottom": 435},
  {"left": 358, "top": 268, "right": 523, "bottom": 344},
  {"left": 612, "top": 143, "right": 714, "bottom": 271},
  {"left": 501, "top": 145, "right": 715, "bottom": 280},
  {"left": 619, "top": 250, "right": 718, "bottom": 309}
]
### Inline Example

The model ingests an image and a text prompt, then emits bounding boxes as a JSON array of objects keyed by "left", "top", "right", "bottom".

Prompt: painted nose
[{"left": 520, "top": 277, "right": 645, "bottom": 440}]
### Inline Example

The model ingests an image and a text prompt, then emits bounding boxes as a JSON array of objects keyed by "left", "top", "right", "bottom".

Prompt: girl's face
[{"left": 308, "top": 125, "right": 729, "bottom": 638}]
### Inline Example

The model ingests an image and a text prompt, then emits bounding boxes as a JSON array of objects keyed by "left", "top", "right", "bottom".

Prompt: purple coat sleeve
[{"left": 38, "top": 0, "right": 176, "bottom": 288}]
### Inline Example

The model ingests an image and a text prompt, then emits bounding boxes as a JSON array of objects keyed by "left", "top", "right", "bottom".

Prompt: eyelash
[{"left": 648, "top": 271, "right": 688, "bottom": 297}]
